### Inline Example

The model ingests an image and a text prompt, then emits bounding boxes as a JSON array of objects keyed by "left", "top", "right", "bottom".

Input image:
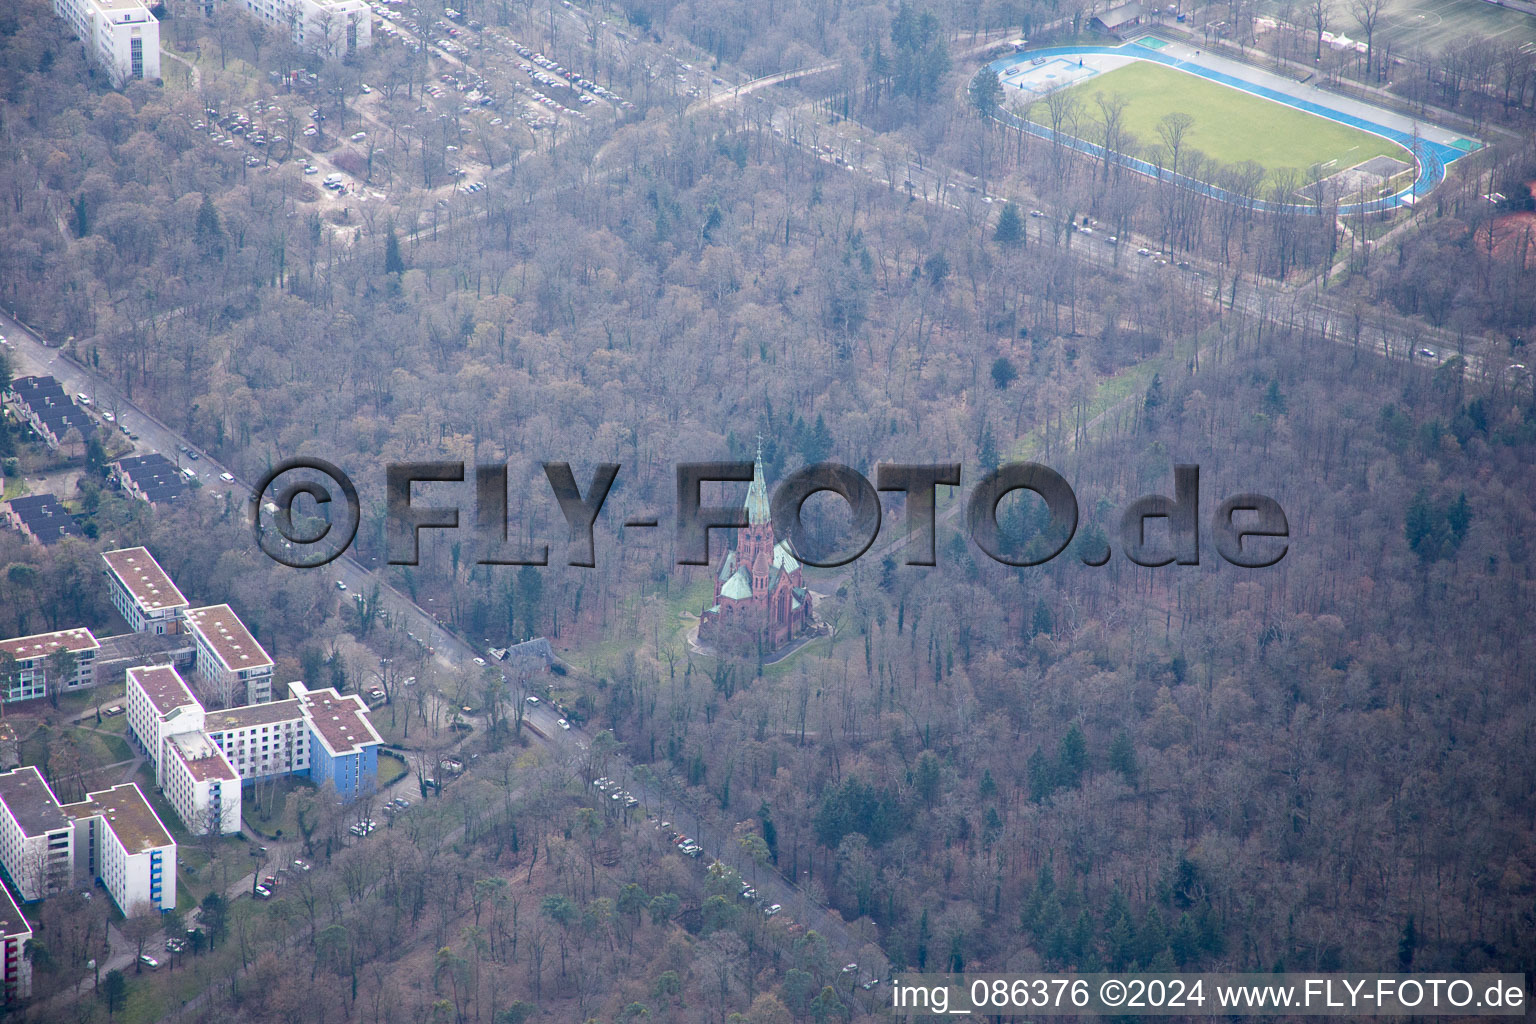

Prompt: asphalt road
[{"left": 2, "top": 28, "right": 1518, "bottom": 1001}]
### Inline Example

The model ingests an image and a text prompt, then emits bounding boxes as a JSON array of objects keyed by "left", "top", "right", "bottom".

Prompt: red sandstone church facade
[{"left": 699, "top": 452, "right": 813, "bottom": 652}]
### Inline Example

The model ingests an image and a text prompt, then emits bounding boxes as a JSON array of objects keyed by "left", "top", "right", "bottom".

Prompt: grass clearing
[
  {"left": 1030, "top": 60, "right": 1408, "bottom": 178},
  {"left": 244, "top": 774, "right": 316, "bottom": 840},
  {"left": 378, "top": 750, "right": 409, "bottom": 787}
]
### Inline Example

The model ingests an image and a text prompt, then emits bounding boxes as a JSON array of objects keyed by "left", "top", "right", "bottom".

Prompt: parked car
[{"left": 253, "top": 886, "right": 272, "bottom": 900}]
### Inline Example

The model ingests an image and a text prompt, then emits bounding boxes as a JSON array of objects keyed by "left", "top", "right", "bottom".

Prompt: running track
[{"left": 980, "top": 39, "right": 1478, "bottom": 215}]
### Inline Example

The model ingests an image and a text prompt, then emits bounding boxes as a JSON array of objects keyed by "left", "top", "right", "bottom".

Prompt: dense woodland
[{"left": 2, "top": 0, "right": 1535, "bottom": 1019}]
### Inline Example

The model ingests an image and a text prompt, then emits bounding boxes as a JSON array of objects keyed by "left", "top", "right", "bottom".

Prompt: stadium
[{"left": 981, "top": 36, "right": 1481, "bottom": 213}]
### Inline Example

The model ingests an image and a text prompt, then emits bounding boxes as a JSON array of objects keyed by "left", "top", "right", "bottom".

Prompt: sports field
[{"left": 1026, "top": 60, "right": 1411, "bottom": 177}]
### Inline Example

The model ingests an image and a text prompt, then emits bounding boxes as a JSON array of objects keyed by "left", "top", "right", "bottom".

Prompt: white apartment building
[
  {"left": 205, "top": 697, "right": 310, "bottom": 782},
  {"left": 0, "top": 768, "right": 74, "bottom": 902},
  {"left": 0, "top": 627, "right": 99, "bottom": 703},
  {"left": 184, "top": 605, "right": 274, "bottom": 707},
  {"left": 164, "top": 733, "right": 240, "bottom": 836},
  {"left": 237, "top": 0, "right": 371, "bottom": 55},
  {"left": 0, "top": 884, "right": 32, "bottom": 1002},
  {"left": 126, "top": 664, "right": 241, "bottom": 836},
  {"left": 0, "top": 768, "right": 176, "bottom": 915},
  {"left": 50, "top": 0, "right": 161, "bottom": 86},
  {"left": 102, "top": 548, "right": 188, "bottom": 635},
  {"left": 63, "top": 785, "right": 176, "bottom": 914},
  {"left": 125, "top": 664, "right": 204, "bottom": 786}
]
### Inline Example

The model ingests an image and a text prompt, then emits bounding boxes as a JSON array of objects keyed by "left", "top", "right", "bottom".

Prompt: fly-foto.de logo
[{"left": 252, "top": 460, "right": 1288, "bottom": 571}]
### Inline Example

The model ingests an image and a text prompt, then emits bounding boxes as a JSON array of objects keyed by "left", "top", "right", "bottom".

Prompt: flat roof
[
  {"left": 0, "top": 766, "right": 70, "bottom": 837},
  {"left": 0, "top": 883, "right": 28, "bottom": 939},
  {"left": 185, "top": 605, "right": 273, "bottom": 673},
  {"left": 206, "top": 698, "right": 303, "bottom": 732},
  {"left": 89, "top": 0, "right": 156, "bottom": 13},
  {"left": 63, "top": 785, "right": 173, "bottom": 854},
  {"left": 298, "top": 687, "right": 383, "bottom": 755},
  {"left": 0, "top": 626, "right": 99, "bottom": 663},
  {"left": 128, "top": 664, "right": 198, "bottom": 716},
  {"left": 95, "top": 630, "right": 195, "bottom": 663},
  {"left": 168, "top": 733, "right": 238, "bottom": 783},
  {"left": 101, "top": 548, "right": 188, "bottom": 613}
]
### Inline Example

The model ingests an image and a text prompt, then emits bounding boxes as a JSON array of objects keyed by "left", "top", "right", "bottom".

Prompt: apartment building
[
  {"left": 0, "top": 768, "right": 74, "bottom": 902},
  {"left": 91, "top": 631, "right": 196, "bottom": 690},
  {"left": 2, "top": 377, "right": 95, "bottom": 452},
  {"left": 184, "top": 605, "right": 273, "bottom": 707},
  {"left": 62, "top": 785, "right": 176, "bottom": 914},
  {"left": 111, "top": 455, "right": 187, "bottom": 508},
  {"left": 128, "top": 663, "right": 381, "bottom": 831},
  {"left": 0, "top": 628, "right": 100, "bottom": 704},
  {"left": 164, "top": 733, "right": 240, "bottom": 836},
  {"left": 50, "top": 0, "right": 161, "bottom": 85},
  {"left": 203, "top": 682, "right": 382, "bottom": 799},
  {"left": 102, "top": 547, "right": 188, "bottom": 635},
  {"left": 205, "top": 697, "right": 310, "bottom": 783},
  {"left": 0, "top": 884, "right": 32, "bottom": 1002},
  {"left": 125, "top": 665, "right": 203, "bottom": 785},
  {"left": 0, "top": 769, "right": 176, "bottom": 915},
  {"left": 2, "top": 493, "right": 83, "bottom": 546},
  {"left": 290, "top": 682, "right": 381, "bottom": 799},
  {"left": 237, "top": 0, "right": 371, "bottom": 55},
  {"left": 125, "top": 664, "right": 241, "bottom": 836}
]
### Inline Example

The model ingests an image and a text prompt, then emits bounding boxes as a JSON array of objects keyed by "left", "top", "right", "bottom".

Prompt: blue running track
[{"left": 981, "top": 40, "right": 1475, "bottom": 215}]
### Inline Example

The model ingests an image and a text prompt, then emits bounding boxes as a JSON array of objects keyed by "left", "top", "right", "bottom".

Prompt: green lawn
[
  {"left": 377, "top": 750, "right": 408, "bottom": 787},
  {"left": 1030, "top": 60, "right": 1408, "bottom": 179},
  {"left": 243, "top": 775, "right": 316, "bottom": 840}
]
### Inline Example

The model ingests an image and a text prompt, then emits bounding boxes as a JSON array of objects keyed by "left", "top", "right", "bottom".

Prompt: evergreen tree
[
  {"left": 799, "top": 413, "right": 832, "bottom": 464},
  {"left": 1447, "top": 492, "right": 1470, "bottom": 547},
  {"left": 994, "top": 202, "right": 1025, "bottom": 247},
  {"left": 974, "top": 69, "right": 1003, "bottom": 117},
  {"left": 195, "top": 193, "right": 224, "bottom": 258},
  {"left": 978, "top": 421, "right": 1000, "bottom": 471},
  {"left": 1263, "top": 379, "right": 1288, "bottom": 414},
  {"left": 1055, "top": 724, "right": 1087, "bottom": 789},
  {"left": 1108, "top": 730, "right": 1139, "bottom": 787},
  {"left": 1145, "top": 373, "right": 1166, "bottom": 417},
  {"left": 1031, "top": 598, "right": 1054, "bottom": 637},
  {"left": 384, "top": 225, "right": 405, "bottom": 275},
  {"left": 1397, "top": 916, "right": 1417, "bottom": 971},
  {"left": 991, "top": 356, "right": 1018, "bottom": 390},
  {"left": 1027, "top": 745, "right": 1054, "bottom": 802}
]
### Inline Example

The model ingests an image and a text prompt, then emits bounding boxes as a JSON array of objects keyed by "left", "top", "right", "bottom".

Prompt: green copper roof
[
  {"left": 720, "top": 572, "right": 752, "bottom": 601},
  {"left": 772, "top": 539, "right": 799, "bottom": 573},
  {"left": 745, "top": 454, "right": 770, "bottom": 525}
]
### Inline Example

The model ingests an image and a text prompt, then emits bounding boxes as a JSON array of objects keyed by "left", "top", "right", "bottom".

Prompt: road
[
  {"left": 1, "top": 305, "right": 892, "bottom": 979},
  {"left": 2, "top": 26, "right": 1518, "bottom": 1005}
]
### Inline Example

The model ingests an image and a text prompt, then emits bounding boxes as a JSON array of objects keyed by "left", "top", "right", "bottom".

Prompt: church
[{"left": 699, "top": 450, "right": 813, "bottom": 653}]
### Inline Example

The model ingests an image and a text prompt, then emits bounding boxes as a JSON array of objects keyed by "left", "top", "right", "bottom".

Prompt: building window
[{"left": 129, "top": 36, "right": 143, "bottom": 79}]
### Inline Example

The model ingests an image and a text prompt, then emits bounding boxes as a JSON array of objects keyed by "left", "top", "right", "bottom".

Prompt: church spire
[{"left": 745, "top": 437, "right": 770, "bottom": 526}]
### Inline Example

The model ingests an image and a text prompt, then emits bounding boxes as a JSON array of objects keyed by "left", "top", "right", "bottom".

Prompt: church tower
[{"left": 698, "top": 441, "right": 815, "bottom": 653}]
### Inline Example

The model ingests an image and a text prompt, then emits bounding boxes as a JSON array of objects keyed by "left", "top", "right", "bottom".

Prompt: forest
[{"left": 1, "top": 0, "right": 1535, "bottom": 1019}]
